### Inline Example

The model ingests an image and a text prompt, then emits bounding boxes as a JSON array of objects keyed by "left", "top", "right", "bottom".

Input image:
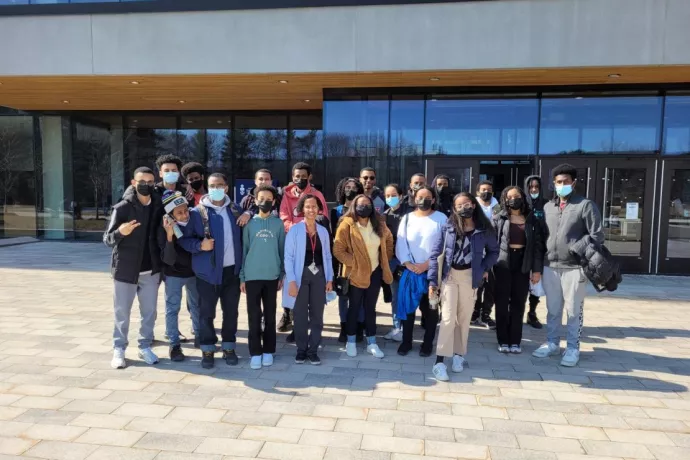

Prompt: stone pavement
[{"left": 1, "top": 242, "right": 690, "bottom": 460}]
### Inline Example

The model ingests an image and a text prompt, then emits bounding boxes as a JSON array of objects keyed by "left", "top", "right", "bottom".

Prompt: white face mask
[{"left": 176, "top": 219, "right": 188, "bottom": 227}]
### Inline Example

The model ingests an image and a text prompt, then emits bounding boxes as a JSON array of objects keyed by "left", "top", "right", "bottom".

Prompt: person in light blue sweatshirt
[{"left": 240, "top": 184, "right": 285, "bottom": 370}]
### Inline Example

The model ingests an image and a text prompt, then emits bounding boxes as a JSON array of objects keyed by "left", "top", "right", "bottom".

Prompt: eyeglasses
[{"left": 361, "top": 176, "right": 376, "bottom": 181}]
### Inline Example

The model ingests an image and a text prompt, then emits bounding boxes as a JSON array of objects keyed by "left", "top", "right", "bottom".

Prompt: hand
[
  {"left": 428, "top": 286, "right": 437, "bottom": 298},
  {"left": 288, "top": 281, "right": 299, "bottom": 297},
  {"left": 419, "top": 260, "right": 430, "bottom": 272},
  {"left": 163, "top": 216, "right": 175, "bottom": 238},
  {"left": 404, "top": 262, "right": 419, "bottom": 274},
  {"left": 237, "top": 212, "right": 251, "bottom": 227},
  {"left": 118, "top": 220, "right": 140, "bottom": 236},
  {"left": 325, "top": 281, "right": 333, "bottom": 293},
  {"left": 200, "top": 238, "right": 215, "bottom": 251},
  {"left": 531, "top": 272, "right": 541, "bottom": 284},
  {"left": 277, "top": 279, "right": 284, "bottom": 291},
  {"left": 482, "top": 272, "right": 489, "bottom": 281},
  {"left": 240, "top": 282, "right": 246, "bottom": 294}
]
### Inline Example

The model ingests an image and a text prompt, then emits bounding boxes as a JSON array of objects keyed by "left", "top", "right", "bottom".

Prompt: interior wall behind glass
[{"left": 663, "top": 94, "right": 690, "bottom": 155}]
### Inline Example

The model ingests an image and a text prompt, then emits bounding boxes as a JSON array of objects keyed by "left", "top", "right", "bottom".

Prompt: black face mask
[
  {"left": 345, "top": 190, "right": 357, "bottom": 201},
  {"left": 416, "top": 199, "right": 432, "bottom": 211},
  {"left": 295, "top": 179, "right": 309, "bottom": 191},
  {"left": 189, "top": 179, "right": 204, "bottom": 191},
  {"left": 507, "top": 198, "right": 523, "bottom": 210},
  {"left": 456, "top": 208, "right": 473, "bottom": 218},
  {"left": 479, "top": 191, "right": 493, "bottom": 202},
  {"left": 257, "top": 201, "right": 273, "bottom": 213},
  {"left": 355, "top": 205, "right": 373, "bottom": 218},
  {"left": 437, "top": 186, "right": 450, "bottom": 196},
  {"left": 136, "top": 184, "right": 152, "bottom": 197}
]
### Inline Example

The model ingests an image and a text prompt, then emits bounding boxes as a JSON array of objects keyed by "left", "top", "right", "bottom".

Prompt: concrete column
[{"left": 40, "top": 116, "right": 73, "bottom": 239}]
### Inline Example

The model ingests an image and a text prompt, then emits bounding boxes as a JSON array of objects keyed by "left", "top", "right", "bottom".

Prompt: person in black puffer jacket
[{"left": 523, "top": 174, "right": 546, "bottom": 329}]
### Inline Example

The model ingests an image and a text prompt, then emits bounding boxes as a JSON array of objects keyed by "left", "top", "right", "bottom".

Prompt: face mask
[
  {"left": 385, "top": 196, "right": 400, "bottom": 208},
  {"left": 176, "top": 219, "right": 188, "bottom": 227},
  {"left": 163, "top": 171, "right": 179, "bottom": 184},
  {"left": 136, "top": 184, "right": 152, "bottom": 197},
  {"left": 436, "top": 186, "right": 449, "bottom": 195},
  {"left": 295, "top": 179, "right": 309, "bottom": 191},
  {"left": 479, "top": 191, "right": 493, "bottom": 202},
  {"left": 411, "top": 184, "right": 422, "bottom": 192},
  {"left": 208, "top": 188, "right": 226, "bottom": 202},
  {"left": 507, "top": 198, "right": 523, "bottom": 210},
  {"left": 416, "top": 199, "right": 432, "bottom": 211},
  {"left": 257, "top": 201, "right": 273, "bottom": 213},
  {"left": 190, "top": 179, "right": 204, "bottom": 191},
  {"left": 355, "top": 205, "right": 373, "bottom": 218},
  {"left": 345, "top": 190, "right": 357, "bottom": 201},
  {"left": 555, "top": 184, "right": 573, "bottom": 197},
  {"left": 326, "top": 290, "right": 338, "bottom": 303},
  {"left": 456, "top": 208, "right": 473, "bottom": 218},
  {"left": 530, "top": 192, "right": 539, "bottom": 199}
]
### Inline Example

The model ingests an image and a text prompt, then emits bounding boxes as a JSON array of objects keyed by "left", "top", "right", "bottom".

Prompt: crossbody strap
[{"left": 403, "top": 214, "right": 416, "bottom": 264}]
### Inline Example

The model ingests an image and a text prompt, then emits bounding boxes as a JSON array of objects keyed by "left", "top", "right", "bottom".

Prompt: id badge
[{"left": 308, "top": 262, "right": 320, "bottom": 275}]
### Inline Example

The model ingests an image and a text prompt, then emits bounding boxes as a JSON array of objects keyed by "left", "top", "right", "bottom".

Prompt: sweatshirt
[
  {"left": 202, "top": 195, "right": 235, "bottom": 267},
  {"left": 240, "top": 214, "right": 286, "bottom": 283},
  {"left": 279, "top": 183, "right": 329, "bottom": 233},
  {"left": 395, "top": 211, "right": 447, "bottom": 265}
]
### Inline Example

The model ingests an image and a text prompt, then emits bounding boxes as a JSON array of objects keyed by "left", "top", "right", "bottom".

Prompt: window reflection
[
  {"left": 602, "top": 168, "right": 646, "bottom": 257},
  {"left": 390, "top": 96, "right": 424, "bottom": 186},
  {"left": 124, "top": 116, "right": 177, "bottom": 174},
  {"left": 668, "top": 169, "right": 690, "bottom": 259},
  {"left": 234, "top": 115, "right": 288, "bottom": 184},
  {"left": 663, "top": 94, "right": 690, "bottom": 155}
]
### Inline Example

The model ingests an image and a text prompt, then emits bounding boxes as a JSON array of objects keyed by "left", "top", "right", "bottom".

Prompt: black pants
[
  {"left": 473, "top": 270, "right": 495, "bottom": 319},
  {"left": 347, "top": 266, "right": 382, "bottom": 338},
  {"left": 246, "top": 279, "right": 279, "bottom": 356},
  {"left": 196, "top": 266, "right": 240, "bottom": 352},
  {"left": 402, "top": 293, "right": 439, "bottom": 352},
  {"left": 493, "top": 249, "right": 530, "bottom": 346},
  {"left": 293, "top": 266, "right": 326, "bottom": 356},
  {"left": 528, "top": 293, "right": 539, "bottom": 314}
]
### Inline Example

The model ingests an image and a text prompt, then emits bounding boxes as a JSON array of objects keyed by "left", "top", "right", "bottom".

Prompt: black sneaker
[
  {"left": 527, "top": 313, "right": 543, "bottom": 329},
  {"left": 397, "top": 343, "right": 412, "bottom": 356},
  {"left": 307, "top": 354, "right": 321, "bottom": 365},
  {"left": 338, "top": 323, "right": 347, "bottom": 344},
  {"left": 286, "top": 331, "right": 295, "bottom": 344},
  {"left": 194, "top": 337, "right": 200, "bottom": 349},
  {"left": 356, "top": 322, "right": 365, "bottom": 343},
  {"left": 484, "top": 318, "right": 497, "bottom": 330},
  {"left": 223, "top": 349, "right": 239, "bottom": 366},
  {"left": 277, "top": 311, "right": 292, "bottom": 332},
  {"left": 419, "top": 345, "right": 432, "bottom": 358},
  {"left": 295, "top": 352, "right": 307, "bottom": 364},
  {"left": 169, "top": 345, "right": 185, "bottom": 362},
  {"left": 201, "top": 351, "right": 215, "bottom": 369}
]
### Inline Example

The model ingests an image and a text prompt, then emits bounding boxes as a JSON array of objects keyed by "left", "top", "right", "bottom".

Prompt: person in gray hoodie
[
  {"left": 240, "top": 185, "right": 286, "bottom": 370},
  {"left": 532, "top": 164, "right": 604, "bottom": 368}
]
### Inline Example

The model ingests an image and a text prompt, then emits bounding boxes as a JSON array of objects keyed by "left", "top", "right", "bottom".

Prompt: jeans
[
  {"left": 113, "top": 272, "right": 160, "bottom": 350},
  {"left": 246, "top": 279, "right": 278, "bottom": 356},
  {"left": 401, "top": 293, "right": 438, "bottom": 353},
  {"left": 338, "top": 296, "right": 365, "bottom": 324},
  {"left": 543, "top": 266, "right": 587, "bottom": 350},
  {"left": 164, "top": 276, "right": 200, "bottom": 347},
  {"left": 347, "top": 267, "right": 382, "bottom": 343},
  {"left": 293, "top": 265, "right": 326, "bottom": 356},
  {"left": 493, "top": 249, "right": 530, "bottom": 346},
  {"left": 196, "top": 266, "right": 241, "bottom": 353}
]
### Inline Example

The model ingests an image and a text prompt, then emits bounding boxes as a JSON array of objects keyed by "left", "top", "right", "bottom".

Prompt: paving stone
[
  {"left": 277, "top": 415, "right": 336, "bottom": 431},
  {"left": 76, "top": 428, "right": 146, "bottom": 447},
  {"left": 0, "top": 436, "right": 38, "bottom": 455},
  {"left": 196, "top": 438, "right": 263, "bottom": 457},
  {"left": 125, "top": 417, "right": 189, "bottom": 434},
  {"left": 258, "top": 401, "right": 314, "bottom": 415},
  {"left": 56, "top": 388, "right": 112, "bottom": 401},
  {"left": 222, "top": 410, "right": 281, "bottom": 427},
  {"left": 16, "top": 409, "right": 79, "bottom": 425},
  {"left": 451, "top": 404, "right": 508, "bottom": 419},
  {"left": 0, "top": 407, "right": 27, "bottom": 421},
  {"left": 565, "top": 414, "right": 629, "bottom": 429},
  {"left": 454, "top": 428, "right": 518, "bottom": 448},
  {"left": 134, "top": 432, "right": 204, "bottom": 452},
  {"left": 580, "top": 440, "right": 654, "bottom": 459},
  {"left": 22, "top": 424, "right": 88, "bottom": 441},
  {"left": 313, "top": 405, "right": 368, "bottom": 420},
  {"left": 84, "top": 446, "right": 159, "bottom": 460},
  {"left": 603, "top": 428, "right": 674, "bottom": 446},
  {"left": 61, "top": 400, "right": 122, "bottom": 414},
  {"left": 169, "top": 407, "right": 225, "bottom": 423},
  {"left": 324, "top": 447, "right": 390, "bottom": 460},
  {"left": 424, "top": 413, "right": 482, "bottom": 430},
  {"left": 335, "top": 419, "right": 393, "bottom": 437},
  {"left": 489, "top": 446, "right": 557, "bottom": 459},
  {"left": 239, "top": 425, "right": 303, "bottom": 443},
  {"left": 393, "top": 425, "right": 454, "bottom": 442},
  {"left": 507, "top": 409, "right": 568, "bottom": 425},
  {"left": 184, "top": 422, "right": 244, "bottom": 439},
  {"left": 299, "top": 430, "right": 362, "bottom": 448},
  {"left": 516, "top": 435, "right": 584, "bottom": 454},
  {"left": 360, "top": 435, "right": 423, "bottom": 455},
  {"left": 424, "top": 440, "right": 487, "bottom": 459},
  {"left": 11, "top": 396, "right": 71, "bottom": 410},
  {"left": 624, "top": 417, "right": 690, "bottom": 433},
  {"left": 25, "top": 440, "right": 100, "bottom": 460},
  {"left": 113, "top": 403, "right": 173, "bottom": 418},
  {"left": 69, "top": 414, "right": 133, "bottom": 430},
  {"left": 482, "top": 420, "right": 544, "bottom": 436}
]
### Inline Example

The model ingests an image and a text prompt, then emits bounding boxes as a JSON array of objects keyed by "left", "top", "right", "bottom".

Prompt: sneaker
[
  {"left": 262, "top": 353, "right": 274, "bottom": 367},
  {"left": 484, "top": 318, "right": 497, "bottom": 330},
  {"left": 295, "top": 352, "right": 307, "bottom": 364},
  {"left": 383, "top": 328, "right": 403, "bottom": 342},
  {"left": 346, "top": 342, "right": 357, "bottom": 358},
  {"left": 432, "top": 362, "right": 450, "bottom": 381},
  {"left": 201, "top": 351, "right": 215, "bottom": 369},
  {"left": 367, "top": 344, "right": 384, "bottom": 359},
  {"left": 138, "top": 348, "right": 159, "bottom": 365},
  {"left": 286, "top": 331, "right": 295, "bottom": 344},
  {"left": 397, "top": 343, "right": 411, "bottom": 356},
  {"left": 498, "top": 344, "right": 510, "bottom": 353},
  {"left": 338, "top": 323, "right": 347, "bottom": 343},
  {"left": 308, "top": 354, "right": 321, "bottom": 365},
  {"left": 510, "top": 345, "right": 522, "bottom": 354},
  {"left": 250, "top": 355, "right": 262, "bottom": 370},
  {"left": 561, "top": 348, "right": 580, "bottom": 367},
  {"left": 451, "top": 355, "right": 465, "bottom": 373},
  {"left": 223, "top": 349, "right": 239, "bottom": 366},
  {"left": 532, "top": 342, "right": 560, "bottom": 358},
  {"left": 277, "top": 311, "right": 292, "bottom": 332},
  {"left": 526, "top": 313, "right": 543, "bottom": 329},
  {"left": 471, "top": 317, "right": 487, "bottom": 327},
  {"left": 111, "top": 349, "right": 126, "bottom": 369},
  {"left": 169, "top": 345, "right": 185, "bottom": 362}
]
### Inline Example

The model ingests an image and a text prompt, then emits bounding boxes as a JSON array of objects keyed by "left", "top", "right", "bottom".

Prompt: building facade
[{"left": 0, "top": 0, "right": 689, "bottom": 275}]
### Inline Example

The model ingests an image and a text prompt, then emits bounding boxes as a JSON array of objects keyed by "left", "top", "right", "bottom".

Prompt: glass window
[
  {"left": 425, "top": 95, "right": 538, "bottom": 156},
  {"left": 539, "top": 95, "right": 662, "bottom": 155},
  {"left": 667, "top": 169, "right": 690, "bottom": 259},
  {"left": 291, "top": 113, "right": 325, "bottom": 197},
  {"left": 124, "top": 116, "right": 177, "bottom": 175},
  {"left": 663, "top": 94, "right": 690, "bottom": 155},
  {"left": 234, "top": 115, "right": 288, "bottom": 186},
  {"left": 0, "top": 116, "right": 36, "bottom": 238},
  {"left": 390, "top": 95, "right": 424, "bottom": 187}
]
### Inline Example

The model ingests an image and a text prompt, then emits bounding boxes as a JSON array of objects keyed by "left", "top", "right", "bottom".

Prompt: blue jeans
[
  {"left": 338, "top": 295, "right": 364, "bottom": 323},
  {"left": 165, "top": 276, "right": 200, "bottom": 347}
]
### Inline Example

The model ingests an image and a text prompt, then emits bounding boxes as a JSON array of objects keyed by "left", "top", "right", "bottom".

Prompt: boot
[
  {"left": 277, "top": 309, "right": 292, "bottom": 332},
  {"left": 527, "top": 312, "right": 543, "bottom": 329},
  {"left": 356, "top": 322, "right": 365, "bottom": 343},
  {"left": 338, "top": 322, "right": 347, "bottom": 343}
]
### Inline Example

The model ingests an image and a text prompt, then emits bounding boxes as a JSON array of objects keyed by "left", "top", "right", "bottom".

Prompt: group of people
[{"left": 105, "top": 156, "right": 603, "bottom": 378}]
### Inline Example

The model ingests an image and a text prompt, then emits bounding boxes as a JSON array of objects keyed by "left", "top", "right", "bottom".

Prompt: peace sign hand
[{"left": 118, "top": 220, "right": 141, "bottom": 236}]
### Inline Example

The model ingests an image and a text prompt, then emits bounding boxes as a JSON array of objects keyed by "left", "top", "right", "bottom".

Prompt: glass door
[
  {"left": 657, "top": 161, "right": 690, "bottom": 274},
  {"left": 595, "top": 159, "right": 655, "bottom": 274},
  {"left": 425, "top": 158, "right": 479, "bottom": 195},
  {"left": 540, "top": 158, "right": 595, "bottom": 200}
]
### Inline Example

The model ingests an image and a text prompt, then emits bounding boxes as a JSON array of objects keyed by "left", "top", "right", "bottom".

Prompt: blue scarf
[{"left": 396, "top": 269, "right": 428, "bottom": 318}]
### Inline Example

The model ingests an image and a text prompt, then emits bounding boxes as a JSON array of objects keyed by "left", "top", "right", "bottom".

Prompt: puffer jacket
[
  {"left": 570, "top": 238, "right": 622, "bottom": 292},
  {"left": 492, "top": 211, "right": 544, "bottom": 275}
]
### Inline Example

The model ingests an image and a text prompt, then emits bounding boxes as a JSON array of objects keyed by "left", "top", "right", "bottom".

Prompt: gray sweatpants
[
  {"left": 113, "top": 272, "right": 159, "bottom": 351},
  {"left": 543, "top": 266, "right": 587, "bottom": 351}
]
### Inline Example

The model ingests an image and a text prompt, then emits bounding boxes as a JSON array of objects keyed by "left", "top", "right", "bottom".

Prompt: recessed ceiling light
[
  {"left": 575, "top": 96, "right": 583, "bottom": 100},
  {"left": 429, "top": 77, "right": 441, "bottom": 81},
  {"left": 132, "top": 119, "right": 138, "bottom": 123},
  {"left": 278, "top": 80, "right": 288, "bottom": 84},
  {"left": 217, "top": 120, "right": 223, "bottom": 124},
  {"left": 178, "top": 100, "right": 186, "bottom": 104},
  {"left": 186, "top": 120, "right": 194, "bottom": 124},
  {"left": 608, "top": 73, "right": 621, "bottom": 78},
  {"left": 304, "top": 99, "right": 311, "bottom": 102},
  {"left": 130, "top": 81, "right": 139, "bottom": 85},
  {"left": 62, "top": 100, "right": 69, "bottom": 104}
]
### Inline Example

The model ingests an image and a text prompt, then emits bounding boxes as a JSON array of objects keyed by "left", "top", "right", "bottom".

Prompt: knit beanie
[{"left": 162, "top": 190, "right": 187, "bottom": 214}]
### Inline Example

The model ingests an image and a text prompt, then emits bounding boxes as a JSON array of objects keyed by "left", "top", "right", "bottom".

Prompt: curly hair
[
  {"left": 255, "top": 184, "right": 278, "bottom": 201},
  {"left": 335, "top": 177, "right": 364, "bottom": 205},
  {"left": 296, "top": 194, "right": 323, "bottom": 214},
  {"left": 342, "top": 194, "right": 383, "bottom": 237},
  {"left": 499, "top": 186, "right": 529, "bottom": 216},
  {"left": 181, "top": 162, "right": 205, "bottom": 178},
  {"left": 155, "top": 154, "right": 182, "bottom": 171}
]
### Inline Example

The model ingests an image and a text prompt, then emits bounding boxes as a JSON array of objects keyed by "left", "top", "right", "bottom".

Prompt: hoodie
[
  {"left": 524, "top": 174, "right": 545, "bottom": 220},
  {"left": 432, "top": 175, "right": 453, "bottom": 217},
  {"left": 279, "top": 182, "right": 329, "bottom": 233},
  {"left": 240, "top": 214, "right": 285, "bottom": 283}
]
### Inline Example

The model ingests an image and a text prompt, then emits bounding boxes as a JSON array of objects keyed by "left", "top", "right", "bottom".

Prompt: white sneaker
[
  {"left": 346, "top": 342, "right": 357, "bottom": 358},
  {"left": 137, "top": 348, "right": 159, "bottom": 365},
  {"left": 250, "top": 355, "right": 262, "bottom": 370},
  {"left": 510, "top": 345, "right": 522, "bottom": 354},
  {"left": 451, "top": 355, "right": 465, "bottom": 373},
  {"left": 262, "top": 353, "right": 273, "bottom": 367},
  {"left": 532, "top": 342, "right": 560, "bottom": 358},
  {"left": 383, "top": 328, "right": 403, "bottom": 342},
  {"left": 432, "top": 362, "right": 450, "bottom": 381},
  {"left": 367, "top": 344, "right": 384, "bottom": 359},
  {"left": 498, "top": 344, "right": 510, "bottom": 353},
  {"left": 561, "top": 348, "right": 580, "bottom": 367},
  {"left": 111, "top": 348, "right": 126, "bottom": 369}
]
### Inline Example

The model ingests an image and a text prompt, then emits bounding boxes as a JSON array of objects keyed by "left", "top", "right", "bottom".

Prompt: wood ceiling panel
[{"left": 1, "top": 65, "right": 689, "bottom": 111}]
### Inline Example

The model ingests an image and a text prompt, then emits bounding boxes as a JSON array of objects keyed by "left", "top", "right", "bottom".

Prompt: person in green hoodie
[{"left": 240, "top": 184, "right": 286, "bottom": 370}]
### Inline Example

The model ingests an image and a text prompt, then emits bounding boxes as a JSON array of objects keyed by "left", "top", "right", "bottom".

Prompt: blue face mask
[
  {"left": 163, "top": 171, "right": 180, "bottom": 184},
  {"left": 530, "top": 192, "right": 539, "bottom": 199},
  {"left": 326, "top": 290, "right": 338, "bottom": 303},
  {"left": 555, "top": 184, "right": 573, "bottom": 197},
  {"left": 208, "top": 188, "right": 226, "bottom": 202},
  {"left": 386, "top": 196, "right": 400, "bottom": 208}
]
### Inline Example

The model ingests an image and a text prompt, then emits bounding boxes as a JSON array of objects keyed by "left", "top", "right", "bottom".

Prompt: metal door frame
[{"left": 656, "top": 159, "right": 690, "bottom": 274}]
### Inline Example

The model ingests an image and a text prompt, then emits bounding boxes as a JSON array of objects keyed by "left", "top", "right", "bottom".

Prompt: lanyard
[{"left": 308, "top": 231, "right": 317, "bottom": 264}]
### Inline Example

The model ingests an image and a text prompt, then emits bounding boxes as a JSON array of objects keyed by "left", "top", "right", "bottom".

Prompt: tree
[
  {"left": 86, "top": 136, "right": 112, "bottom": 220},
  {"left": 0, "top": 125, "right": 29, "bottom": 214}
]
